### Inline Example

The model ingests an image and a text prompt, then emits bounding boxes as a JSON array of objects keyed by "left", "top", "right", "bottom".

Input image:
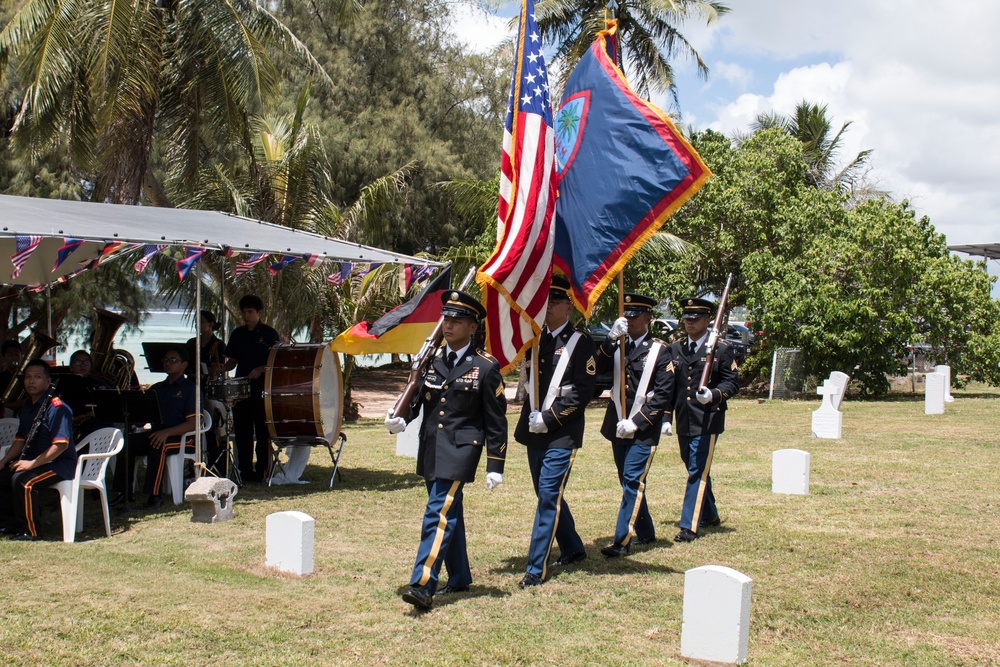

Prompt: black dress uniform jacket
[
  {"left": 596, "top": 335, "right": 674, "bottom": 445},
  {"left": 514, "top": 326, "right": 597, "bottom": 449},
  {"left": 667, "top": 339, "right": 740, "bottom": 436},
  {"left": 412, "top": 345, "right": 507, "bottom": 483}
]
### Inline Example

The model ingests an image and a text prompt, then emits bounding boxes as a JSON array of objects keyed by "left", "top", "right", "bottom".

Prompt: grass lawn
[{"left": 2, "top": 387, "right": 999, "bottom": 666}]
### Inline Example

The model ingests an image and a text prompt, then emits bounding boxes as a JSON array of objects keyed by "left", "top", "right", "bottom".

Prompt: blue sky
[{"left": 451, "top": 1, "right": 1000, "bottom": 285}]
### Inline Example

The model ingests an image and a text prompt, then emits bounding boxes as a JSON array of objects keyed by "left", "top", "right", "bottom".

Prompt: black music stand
[
  {"left": 141, "top": 342, "right": 181, "bottom": 374},
  {"left": 92, "top": 390, "right": 162, "bottom": 511}
]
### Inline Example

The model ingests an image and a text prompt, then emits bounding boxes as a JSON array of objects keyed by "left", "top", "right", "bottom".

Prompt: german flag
[{"left": 331, "top": 267, "right": 451, "bottom": 355}]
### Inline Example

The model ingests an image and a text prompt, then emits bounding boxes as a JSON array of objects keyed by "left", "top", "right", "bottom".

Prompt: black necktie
[
  {"left": 625, "top": 339, "right": 635, "bottom": 355},
  {"left": 689, "top": 341, "right": 697, "bottom": 355},
  {"left": 445, "top": 351, "right": 457, "bottom": 370},
  {"left": 540, "top": 330, "right": 553, "bottom": 348}
]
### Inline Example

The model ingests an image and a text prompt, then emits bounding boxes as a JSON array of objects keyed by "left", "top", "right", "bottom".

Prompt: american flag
[
  {"left": 134, "top": 244, "right": 167, "bottom": 273},
  {"left": 404, "top": 264, "right": 435, "bottom": 291},
  {"left": 234, "top": 252, "right": 269, "bottom": 277},
  {"left": 477, "top": 0, "right": 556, "bottom": 373},
  {"left": 10, "top": 235, "right": 43, "bottom": 280},
  {"left": 327, "top": 262, "right": 352, "bottom": 285}
]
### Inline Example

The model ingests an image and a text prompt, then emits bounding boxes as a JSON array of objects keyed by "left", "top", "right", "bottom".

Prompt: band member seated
[
  {"left": 62, "top": 350, "right": 112, "bottom": 442},
  {"left": 0, "top": 338, "right": 24, "bottom": 417},
  {"left": 0, "top": 359, "right": 76, "bottom": 540},
  {"left": 111, "top": 346, "right": 197, "bottom": 510}
]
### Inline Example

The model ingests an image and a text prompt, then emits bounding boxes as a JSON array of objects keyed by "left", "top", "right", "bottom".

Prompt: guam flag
[{"left": 553, "top": 21, "right": 711, "bottom": 316}]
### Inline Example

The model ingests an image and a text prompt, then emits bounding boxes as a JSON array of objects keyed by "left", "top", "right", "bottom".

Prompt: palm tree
[
  {"left": 0, "top": 0, "right": 328, "bottom": 205},
  {"left": 536, "top": 0, "right": 728, "bottom": 101},
  {"left": 751, "top": 100, "right": 873, "bottom": 192}
]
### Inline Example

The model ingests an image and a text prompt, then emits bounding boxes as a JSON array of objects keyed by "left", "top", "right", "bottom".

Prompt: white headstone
[
  {"left": 396, "top": 411, "right": 422, "bottom": 458},
  {"left": 266, "top": 511, "right": 315, "bottom": 576},
  {"left": 811, "top": 380, "right": 842, "bottom": 439},
  {"left": 933, "top": 365, "right": 954, "bottom": 402},
  {"left": 827, "top": 371, "right": 850, "bottom": 410},
  {"left": 925, "top": 372, "right": 946, "bottom": 415},
  {"left": 681, "top": 565, "right": 752, "bottom": 664},
  {"left": 772, "top": 449, "right": 810, "bottom": 495}
]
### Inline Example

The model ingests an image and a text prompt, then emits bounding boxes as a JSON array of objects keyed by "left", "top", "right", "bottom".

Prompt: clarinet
[{"left": 19, "top": 380, "right": 58, "bottom": 460}]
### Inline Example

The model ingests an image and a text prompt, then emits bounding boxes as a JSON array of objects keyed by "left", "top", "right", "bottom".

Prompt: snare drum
[
  {"left": 206, "top": 377, "right": 250, "bottom": 404},
  {"left": 263, "top": 343, "right": 343, "bottom": 442}
]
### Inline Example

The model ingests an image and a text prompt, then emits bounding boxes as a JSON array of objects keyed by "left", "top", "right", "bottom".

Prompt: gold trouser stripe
[
  {"left": 690, "top": 434, "right": 717, "bottom": 534},
  {"left": 24, "top": 469, "right": 57, "bottom": 537},
  {"left": 622, "top": 445, "right": 657, "bottom": 546},
  {"left": 418, "top": 480, "right": 462, "bottom": 586},
  {"left": 150, "top": 440, "right": 184, "bottom": 495},
  {"left": 541, "top": 450, "right": 577, "bottom": 581}
]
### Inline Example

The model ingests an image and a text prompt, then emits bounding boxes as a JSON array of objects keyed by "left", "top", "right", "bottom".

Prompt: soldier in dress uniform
[
  {"left": 513, "top": 274, "right": 596, "bottom": 587},
  {"left": 385, "top": 290, "right": 507, "bottom": 611},
  {"left": 595, "top": 293, "right": 674, "bottom": 557},
  {"left": 666, "top": 297, "right": 739, "bottom": 542}
]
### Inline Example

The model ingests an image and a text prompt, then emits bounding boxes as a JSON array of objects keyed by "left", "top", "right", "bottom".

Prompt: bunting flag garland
[
  {"left": 552, "top": 21, "right": 711, "bottom": 316},
  {"left": 87, "top": 241, "right": 129, "bottom": 270},
  {"left": 303, "top": 253, "right": 320, "bottom": 267},
  {"left": 326, "top": 262, "right": 352, "bottom": 285},
  {"left": 404, "top": 264, "right": 434, "bottom": 292},
  {"left": 134, "top": 244, "right": 167, "bottom": 273},
  {"left": 219, "top": 245, "right": 235, "bottom": 257},
  {"left": 477, "top": 0, "right": 557, "bottom": 373},
  {"left": 10, "top": 235, "right": 43, "bottom": 279},
  {"left": 354, "top": 263, "right": 382, "bottom": 278},
  {"left": 268, "top": 255, "right": 298, "bottom": 276},
  {"left": 331, "top": 267, "right": 452, "bottom": 355},
  {"left": 51, "top": 238, "right": 85, "bottom": 272},
  {"left": 235, "top": 252, "right": 269, "bottom": 277},
  {"left": 176, "top": 246, "right": 206, "bottom": 280}
]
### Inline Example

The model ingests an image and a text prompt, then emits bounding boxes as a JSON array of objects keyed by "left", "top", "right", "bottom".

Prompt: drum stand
[
  {"left": 268, "top": 433, "right": 346, "bottom": 489},
  {"left": 210, "top": 400, "right": 243, "bottom": 487}
]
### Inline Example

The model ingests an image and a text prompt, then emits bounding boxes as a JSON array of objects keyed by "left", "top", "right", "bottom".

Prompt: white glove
[
  {"left": 696, "top": 387, "right": 713, "bottom": 405},
  {"left": 528, "top": 410, "right": 548, "bottom": 434},
  {"left": 661, "top": 421, "right": 672, "bottom": 436},
  {"left": 385, "top": 410, "right": 407, "bottom": 434},
  {"left": 608, "top": 317, "right": 629, "bottom": 341},
  {"left": 486, "top": 472, "right": 503, "bottom": 490},
  {"left": 616, "top": 418, "right": 637, "bottom": 439}
]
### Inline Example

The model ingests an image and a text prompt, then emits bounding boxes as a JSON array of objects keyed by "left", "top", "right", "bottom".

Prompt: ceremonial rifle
[
  {"left": 698, "top": 273, "right": 733, "bottom": 392},
  {"left": 390, "top": 266, "right": 477, "bottom": 422}
]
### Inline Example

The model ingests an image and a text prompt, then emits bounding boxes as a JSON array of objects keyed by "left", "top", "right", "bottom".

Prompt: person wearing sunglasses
[{"left": 110, "top": 346, "right": 197, "bottom": 509}]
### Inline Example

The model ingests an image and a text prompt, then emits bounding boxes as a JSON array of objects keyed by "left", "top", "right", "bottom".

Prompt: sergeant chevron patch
[{"left": 586, "top": 358, "right": 596, "bottom": 375}]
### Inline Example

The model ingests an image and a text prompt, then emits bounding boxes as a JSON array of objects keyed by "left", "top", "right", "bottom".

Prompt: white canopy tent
[
  {"left": 0, "top": 194, "right": 440, "bottom": 481},
  {"left": 0, "top": 194, "right": 434, "bottom": 286}
]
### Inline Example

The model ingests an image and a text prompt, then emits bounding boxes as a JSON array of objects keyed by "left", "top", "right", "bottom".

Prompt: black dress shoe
[
  {"left": 109, "top": 493, "right": 133, "bottom": 508},
  {"left": 635, "top": 536, "right": 657, "bottom": 545},
  {"left": 11, "top": 532, "right": 40, "bottom": 541},
  {"left": 554, "top": 550, "right": 587, "bottom": 566},
  {"left": 674, "top": 528, "right": 697, "bottom": 542},
  {"left": 402, "top": 586, "right": 433, "bottom": 610},
  {"left": 700, "top": 516, "right": 722, "bottom": 528},
  {"left": 437, "top": 584, "right": 470, "bottom": 595},
  {"left": 600, "top": 543, "right": 630, "bottom": 558},
  {"left": 145, "top": 494, "right": 163, "bottom": 510},
  {"left": 519, "top": 573, "right": 543, "bottom": 588}
]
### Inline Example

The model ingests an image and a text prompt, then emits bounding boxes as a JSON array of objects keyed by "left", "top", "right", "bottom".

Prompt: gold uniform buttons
[
  {"left": 440, "top": 397, "right": 446, "bottom": 403},
  {"left": 439, "top": 411, "right": 445, "bottom": 416},
  {"left": 438, "top": 424, "right": 443, "bottom": 429}
]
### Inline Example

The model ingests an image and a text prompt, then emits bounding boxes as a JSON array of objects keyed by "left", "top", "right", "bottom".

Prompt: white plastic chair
[
  {"left": 163, "top": 409, "right": 211, "bottom": 505},
  {"left": 0, "top": 417, "right": 19, "bottom": 459},
  {"left": 52, "top": 427, "right": 124, "bottom": 543}
]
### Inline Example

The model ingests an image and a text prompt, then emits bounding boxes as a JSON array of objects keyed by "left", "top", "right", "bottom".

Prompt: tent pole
[{"left": 195, "top": 261, "right": 202, "bottom": 480}]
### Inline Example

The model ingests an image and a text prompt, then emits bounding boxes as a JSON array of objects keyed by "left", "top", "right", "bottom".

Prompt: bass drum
[{"left": 263, "top": 343, "right": 343, "bottom": 443}]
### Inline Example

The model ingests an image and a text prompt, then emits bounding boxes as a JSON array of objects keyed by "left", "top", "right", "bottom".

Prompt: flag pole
[
  {"left": 617, "top": 272, "right": 626, "bottom": 412},
  {"left": 531, "top": 339, "right": 540, "bottom": 410}
]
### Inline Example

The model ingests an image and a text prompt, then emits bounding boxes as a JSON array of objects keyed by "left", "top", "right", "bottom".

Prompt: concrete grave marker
[
  {"left": 681, "top": 565, "right": 752, "bottom": 664},
  {"left": 811, "top": 380, "right": 842, "bottom": 439},
  {"left": 772, "top": 449, "right": 810, "bottom": 495},
  {"left": 925, "top": 372, "right": 945, "bottom": 415},
  {"left": 934, "top": 365, "right": 954, "bottom": 402},
  {"left": 396, "top": 411, "right": 422, "bottom": 458},
  {"left": 185, "top": 477, "right": 238, "bottom": 523},
  {"left": 266, "top": 511, "right": 315, "bottom": 576},
  {"left": 827, "top": 371, "right": 850, "bottom": 410}
]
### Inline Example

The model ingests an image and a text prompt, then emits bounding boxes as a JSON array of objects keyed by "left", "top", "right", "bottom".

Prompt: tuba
[
  {"left": 90, "top": 309, "right": 136, "bottom": 390},
  {"left": 1, "top": 329, "right": 60, "bottom": 407}
]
